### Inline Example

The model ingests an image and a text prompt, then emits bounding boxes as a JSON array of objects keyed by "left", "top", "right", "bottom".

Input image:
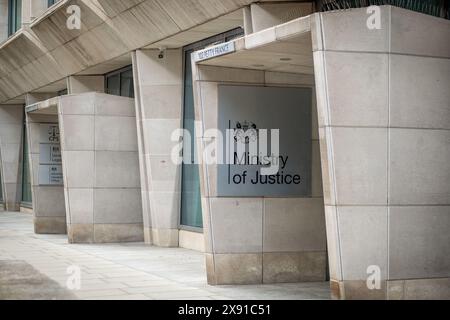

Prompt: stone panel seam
[
  {"left": 60, "top": 112, "right": 72, "bottom": 225},
  {"left": 93, "top": 97, "right": 97, "bottom": 241},
  {"left": 261, "top": 197, "right": 265, "bottom": 284},
  {"left": 132, "top": 51, "right": 152, "bottom": 230},
  {"left": 320, "top": 49, "right": 450, "bottom": 61},
  {"left": 198, "top": 75, "right": 217, "bottom": 275},
  {"left": 320, "top": 125, "right": 450, "bottom": 131},
  {"left": 321, "top": 44, "right": 344, "bottom": 280},
  {"left": 387, "top": 5, "right": 392, "bottom": 283}
]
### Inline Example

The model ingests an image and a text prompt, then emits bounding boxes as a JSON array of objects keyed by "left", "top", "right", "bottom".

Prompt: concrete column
[
  {"left": 59, "top": 93, "right": 143, "bottom": 243},
  {"left": 21, "top": 0, "right": 32, "bottom": 25},
  {"left": 0, "top": 0, "right": 8, "bottom": 42},
  {"left": 22, "top": 0, "right": 49, "bottom": 24},
  {"left": 26, "top": 109, "right": 66, "bottom": 234},
  {"left": 249, "top": 2, "right": 313, "bottom": 33},
  {"left": 312, "top": 6, "right": 450, "bottom": 299},
  {"left": 0, "top": 105, "right": 23, "bottom": 211},
  {"left": 191, "top": 63, "right": 326, "bottom": 285},
  {"left": 132, "top": 49, "right": 183, "bottom": 247},
  {"left": 30, "top": 0, "right": 50, "bottom": 21},
  {"left": 67, "top": 76, "right": 105, "bottom": 94}
]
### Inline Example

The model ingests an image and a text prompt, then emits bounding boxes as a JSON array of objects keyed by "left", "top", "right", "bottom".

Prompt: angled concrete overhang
[
  {"left": 0, "top": 0, "right": 264, "bottom": 104},
  {"left": 195, "top": 14, "right": 314, "bottom": 75}
]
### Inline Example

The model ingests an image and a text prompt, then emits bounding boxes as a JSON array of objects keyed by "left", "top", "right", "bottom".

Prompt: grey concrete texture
[
  {"left": 0, "top": 105, "right": 23, "bottom": 211},
  {"left": 0, "top": 212, "right": 331, "bottom": 300},
  {"left": 0, "top": 260, "right": 77, "bottom": 300},
  {"left": 249, "top": 2, "right": 313, "bottom": 33},
  {"left": 312, "top": 6, "right": 450, "bottom": 299},
  {"left": 58, "top": 93, "right": 143, "bottom": 243},
  {"left": 133, "top": 49, "right": 183, "bottom": 246},
  {"left": 192, "top": 64, "right": 326, "bottom": 285},
  {"left": 26, "top": 112, "right": 66, "bottom": 233},
  {"left": 0, "top": 0, "right": 259, "bottom": 103}
]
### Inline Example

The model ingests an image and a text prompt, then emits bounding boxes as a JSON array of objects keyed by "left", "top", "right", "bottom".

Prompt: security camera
[{"left": 158, "top": 47, "right": 167, "bottom": 59}]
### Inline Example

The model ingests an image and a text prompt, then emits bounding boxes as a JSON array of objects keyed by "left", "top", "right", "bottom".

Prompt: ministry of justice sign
[
  {"left": 38, "top": 124, "right": 63, "bottom": 186},
  {"left": 217, "top": 85, "right": 312, "bottom": 197}
]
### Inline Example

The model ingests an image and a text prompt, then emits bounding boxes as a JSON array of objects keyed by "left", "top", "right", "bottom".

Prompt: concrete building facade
[{"left": 0, "top": 0, "right": 448, "bottom": 300}]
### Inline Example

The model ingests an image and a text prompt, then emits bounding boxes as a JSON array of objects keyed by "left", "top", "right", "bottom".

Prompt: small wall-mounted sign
[
  {"left": 217, "top": 85, "right": 312, "bottom": 197},
  {"left": 194, "top": 42, "right": 236, "bottom": 62},
  {"left": 39, "top": 165, "right": 63, "bottom": 186},
  {"left": 39, "top": 124, "right": 60, "bottom": 144},
  {"left": 39, "top": 124, "right": 63, "bottom": 186}
]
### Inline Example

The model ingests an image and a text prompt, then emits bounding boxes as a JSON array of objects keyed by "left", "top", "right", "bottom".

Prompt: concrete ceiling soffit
[
  {"left": 30, "top": 0, "right": 111, "bottom": 52},
  {"left": 153, "top": 0, "right": 254, "bottom": 30},
  {"left": 94, "top": 0, "right": 147, "bottom": 19},
  {"left": 0, "top": 0, "right": 256, "bottom": 103},
  {"left": 0, "top": 32, "right": 48, "bottom": 77},
  {"left": 0, "top": 31, "right": 65, "bottom": 101}
]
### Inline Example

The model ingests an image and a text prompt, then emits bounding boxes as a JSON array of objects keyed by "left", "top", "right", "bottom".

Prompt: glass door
[
  {"left": 0, "top": 170, "right": 3, "bottom": 203},
  {"left": 180, "top": 50, "right": 203, "bottom": 228},
  {"left": 180, "top": 28, "right": 244, "bottom": 230},
  {"left": 21, "top": 123, "right": 32, "bottom": 205}
]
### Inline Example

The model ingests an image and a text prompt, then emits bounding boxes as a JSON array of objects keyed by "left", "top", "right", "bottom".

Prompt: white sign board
[
  {"left": 39, "top": 165, "right": 63, "bottom": 186},
  {"left": 39, "top": 124, "right": 63, "bottom": 186},
  {"left": 39, "top": 144, "right": 62, "bottom": 164},
  {"left": 194, "top": 42, "right": 235, "bottom": 62}
]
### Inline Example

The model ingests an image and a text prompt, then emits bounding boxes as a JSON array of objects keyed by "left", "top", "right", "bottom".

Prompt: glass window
[
  {"left": 21, "top": 123, "right": 32, "bottom": 205},
  {"left": 8, "top": 0, "right": 22, "bottom": 36},
  {"left": 0, "top": 170, "right": 3, "bottom": 203},
  {"left": 48, "top": 0, "right": 56, "bottom": 7},
  {"left": 105, "top": 66, "right": 134, "bottom": 98},
  {"left": 180, "top": 28, "right": 244, "bottom": 229},
  {"left": 180, "top": 50, "right": 203, "bottom": 229},
  {"left": 120, "top": 69, "right": 134, "bottom": 98}
]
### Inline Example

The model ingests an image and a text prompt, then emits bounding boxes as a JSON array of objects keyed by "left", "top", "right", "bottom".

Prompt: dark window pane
[
  {"left": 179, "top": 28, "right": 244, "bottom": 229},
  {"left": 0, "top": 169, "right": 3, "bottom": 202},
  {"left": 180, "top": 50, "right": 203, "bottom": 229},
  {"left": 8, "top": 0, "right": 22, "bottom": 36},
  {"left": 105, "top": 66, "right": 134, "bottom": 98},
  {"left": 106, "top": 73, "right": 120, "bottom": 96},
  {"left": 120, "top": 69, "right": 134, "bottom": 98},
  {"left": 22, "top": 123, "right": 32, "bottom": 204},
  {"left": 15, "top": 0, "right": 22, "bottom": 32}
]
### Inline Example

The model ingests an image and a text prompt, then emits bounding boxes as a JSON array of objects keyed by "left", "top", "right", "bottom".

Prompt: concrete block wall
[
  {"left": 58, "top": 93, "right": 143, "bottom": 243},
  {"left": 132, "top": 49, "right": 183, "bottom": 247},
  {"left": 247, "top": 2, "right": 314, "bottom": 34},
  {"left": 0, "top": 105, "right": 23, "bottom": 211},
  {"left": 191, "top": 64, "right": 327, "bottom": 285},
  {"left": 26, "top": 112, "right": 66, "bottom": 234},
  {"left": 311, "top": 6, "right": 450, "bottom": 299},
  {"left": 68, "top": 75, "right": 105, "bottom": 95}
]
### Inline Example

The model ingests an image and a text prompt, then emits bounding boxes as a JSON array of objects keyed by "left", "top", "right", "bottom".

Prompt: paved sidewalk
[{"left": 0, "top": 211, "right": 331, "bottom": 300}]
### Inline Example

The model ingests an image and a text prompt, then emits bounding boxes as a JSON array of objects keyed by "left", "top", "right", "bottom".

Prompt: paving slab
[{"left": 0, "top": 212, "right": 331, "bottom": 300}]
